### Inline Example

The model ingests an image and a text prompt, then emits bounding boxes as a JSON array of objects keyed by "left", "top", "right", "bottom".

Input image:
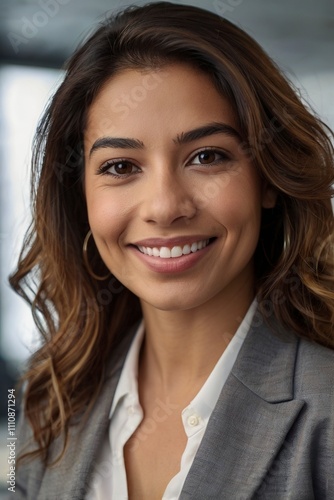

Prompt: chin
[
  {"left": 140, "top": 297, "right": 185, "bottom": 312},
  {"left": 139, "top": 289, "right": 209, "bottom": 313}
]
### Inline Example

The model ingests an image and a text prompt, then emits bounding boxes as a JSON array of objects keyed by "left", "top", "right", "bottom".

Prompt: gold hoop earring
[{"left": 83, "top": 230, "right": 110, "bottom": 281}]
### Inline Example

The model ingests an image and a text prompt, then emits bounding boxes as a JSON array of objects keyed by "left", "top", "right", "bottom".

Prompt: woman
[{"left": 11, "top": 2, "right": 334, "bottom": 499}]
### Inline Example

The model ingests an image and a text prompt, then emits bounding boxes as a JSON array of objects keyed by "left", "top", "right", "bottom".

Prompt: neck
[{"left": 139, "top": 279, "right": 255, "bottom": 398}]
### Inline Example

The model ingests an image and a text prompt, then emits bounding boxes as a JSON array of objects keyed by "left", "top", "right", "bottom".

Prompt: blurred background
[{"left": 0, "top": 0, "right": 333, "bottom": 494}]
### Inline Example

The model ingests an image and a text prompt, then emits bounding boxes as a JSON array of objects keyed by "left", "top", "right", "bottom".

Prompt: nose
[{"left": 139, "top": 167, "right": 197, "bottom": 226}]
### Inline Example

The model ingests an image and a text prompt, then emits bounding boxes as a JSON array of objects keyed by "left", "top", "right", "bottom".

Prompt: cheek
[
  {"left": 210, "top": 177, "right": 263, "bottom": 234},
  {"left": 85, "top": 187, "right": 127, "bottom": 244}
]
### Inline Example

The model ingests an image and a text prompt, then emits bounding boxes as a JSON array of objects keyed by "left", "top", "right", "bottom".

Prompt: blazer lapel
[{"left": 180, "top": 314, "right": 305, "bottom": 499}]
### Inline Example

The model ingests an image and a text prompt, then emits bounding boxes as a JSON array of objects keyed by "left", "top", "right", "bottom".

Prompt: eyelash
[{"left": 97, "top": 148, "right": 232, "bottom": 179}]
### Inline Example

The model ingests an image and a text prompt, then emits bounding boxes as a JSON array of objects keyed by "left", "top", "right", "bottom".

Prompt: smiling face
[{"left": 84, "top": 63, "right": 276, "bottom": 312}]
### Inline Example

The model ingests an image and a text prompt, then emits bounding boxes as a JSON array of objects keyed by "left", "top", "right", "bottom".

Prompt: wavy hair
[{"left": 10, "top": 2, "right": 334, "bottom": 465}]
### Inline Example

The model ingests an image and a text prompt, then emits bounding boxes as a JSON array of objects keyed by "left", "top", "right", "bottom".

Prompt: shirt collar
[{"left": 109, "top": 319, "right": 145, "bottom": 418}]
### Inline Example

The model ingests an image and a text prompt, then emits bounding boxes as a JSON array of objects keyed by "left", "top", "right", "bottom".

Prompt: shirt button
[
  {"left": 128, "top": 406, "right": 135, "bottom": 414},
  {"left": 188, "top": 414, "right": 200, "bottom": 427}
]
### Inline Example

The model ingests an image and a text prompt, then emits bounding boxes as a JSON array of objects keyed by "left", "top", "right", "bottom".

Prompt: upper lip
[{"left": 131, "top": 236, "right": 215, "bottom": 248}]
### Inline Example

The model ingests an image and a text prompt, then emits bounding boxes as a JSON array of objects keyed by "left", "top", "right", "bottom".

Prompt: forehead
[{"left": 84, "top": 63, "right": 239, "bottom": 146}]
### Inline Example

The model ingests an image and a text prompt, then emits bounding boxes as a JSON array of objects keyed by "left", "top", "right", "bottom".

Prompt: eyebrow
[
  {"left": 89, "top": 121, "right": 242, "bottom": 157},
  {"left": 175, "top": 122, "right": 242, "bottom": 145},
  {"left": 89, "top": 137, "right": 144, "bottom": 157}
]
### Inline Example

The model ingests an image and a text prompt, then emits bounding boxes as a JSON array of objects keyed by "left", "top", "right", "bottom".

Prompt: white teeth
[
  {"left": 171, "top": 246, "right": 183, "bottom": 258},
  {"left": 160, "top": 247, "right": 171, "bottom": 259},
  {"left": 191, "top": 242, "right": 198, "bottom": 252},
  {"left": 138, "top": 239, "right": 210, "bottom": 258}
]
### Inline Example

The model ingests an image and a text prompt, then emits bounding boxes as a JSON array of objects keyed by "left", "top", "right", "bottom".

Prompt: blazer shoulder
[
  {"left": 294, "top": 335, "right": 334, "bottom": 398},
  {"left": 297, "top": 336, "right": 334, "bottom": 373}
]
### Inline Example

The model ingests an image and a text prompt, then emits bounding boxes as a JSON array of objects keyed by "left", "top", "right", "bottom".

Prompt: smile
[{"left": 137, "top": 239, "right": 211, "bottom": 259}]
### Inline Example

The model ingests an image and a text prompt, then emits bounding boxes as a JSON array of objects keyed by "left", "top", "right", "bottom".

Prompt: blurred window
[{"left": 0, "top": 65, "right": 62, "bottom": 366}]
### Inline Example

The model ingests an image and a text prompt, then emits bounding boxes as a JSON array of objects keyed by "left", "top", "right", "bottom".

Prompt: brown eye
[
  {"left": 98, "top": 160, "right": 141, "bottom": 177},
  {"left": 198, "top": 151, "right": 217, "bottom": 164},
  {"left": 113, "top": 162, "right": 135, "bottom": 175},
  {"left": 190, "top": 149, "right": 230, "bottom": 166}
]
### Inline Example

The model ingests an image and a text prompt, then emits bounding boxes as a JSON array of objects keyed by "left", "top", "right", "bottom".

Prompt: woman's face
[{"left": 84, "top": 63, "right": 276, "bottom": 312}]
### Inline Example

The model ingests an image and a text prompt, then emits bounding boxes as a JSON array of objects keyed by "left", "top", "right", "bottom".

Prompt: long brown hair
[{"left": 10, "top": 2, "right": 334, "bottom": 465}]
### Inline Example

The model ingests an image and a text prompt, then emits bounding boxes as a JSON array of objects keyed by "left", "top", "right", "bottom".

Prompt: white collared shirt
[{"left": 87, "top": 299, "right": 257, "bottom": 499}]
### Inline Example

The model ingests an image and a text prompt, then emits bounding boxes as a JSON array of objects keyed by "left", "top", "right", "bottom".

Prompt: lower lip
[{"left": 130, "top": 241, "right": 216, "bottom": 274}]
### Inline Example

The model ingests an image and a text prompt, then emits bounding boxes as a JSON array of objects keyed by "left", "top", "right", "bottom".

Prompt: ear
[{"left": 261, "top": 181, "right": 278, "bottom": 208}]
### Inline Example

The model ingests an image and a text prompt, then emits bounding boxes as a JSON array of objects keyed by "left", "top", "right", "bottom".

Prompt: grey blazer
[{"left": 14, "top": 312, "right": 334, "bottom": 499}]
